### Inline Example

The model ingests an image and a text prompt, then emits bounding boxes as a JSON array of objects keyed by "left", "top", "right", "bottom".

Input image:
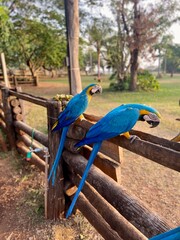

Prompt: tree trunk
[
  {"left": 97, "top": 47, "right": 101, "bottom": 82},
  {"left": 170, "top": 70, "right": 174, "bottom": 77},
  {"left": 129, "top": 49, "right": 138, "bottom": 91},
  {"left": 27, "top": 60, "right": 36, "bottom": 78},
  {"left": 129, "top": 1, "right": 139, "bottom": 91},
  {"left": 163, "top": 55, "right": 167, "bottom": 75},
  {"left": 65, "top": 0, "right": 82, "bottom": 95}
]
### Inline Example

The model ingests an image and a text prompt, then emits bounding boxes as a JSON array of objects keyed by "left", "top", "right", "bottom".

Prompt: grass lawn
[{"left": 23, "top": 73, "right": 180, "bottom": 139}]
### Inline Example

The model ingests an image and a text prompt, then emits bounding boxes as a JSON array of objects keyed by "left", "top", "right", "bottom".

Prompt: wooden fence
[
  {"left": 0, "top": 74, "right": 39, "bottom": 86},
  {"left": 0, "top": 85, "right": 180, "bottom": 240}
]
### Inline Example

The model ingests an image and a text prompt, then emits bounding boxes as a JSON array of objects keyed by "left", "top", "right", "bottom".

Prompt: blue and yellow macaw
[
  {"left": 48, "top": 84, "right": 102, "bottom": 185},
  {"left": 66, "top": 103, "right": 161, "bottom": 218},
  {"left": 149, "top": 226, "right": 180, "bottom": 240}
]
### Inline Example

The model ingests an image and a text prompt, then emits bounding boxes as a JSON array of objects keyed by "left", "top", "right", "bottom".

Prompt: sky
[{"left": 169, "top": 23, "right": 180, "bottom": 44}]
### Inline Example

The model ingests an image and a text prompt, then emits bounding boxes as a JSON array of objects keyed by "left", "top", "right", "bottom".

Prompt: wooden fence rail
[
  {"left": 0, "top": 74, "right": 39, "bottom": 86},
  {"left": 0, "top": 85, "right": 179, "bottom": 239},
  {"left": 63, "top": 151, "right": 172, "bottom": 239},
  {"left": 0, "top": 85, "right": 64, "bottom": 219}
]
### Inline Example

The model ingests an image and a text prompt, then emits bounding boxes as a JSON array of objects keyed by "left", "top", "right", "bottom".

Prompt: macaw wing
[
  {"left": 57, "top": 93, "right": 88, "bottom": 128},
  {"left": 78, "top": 108, "right": 140, "bottom": 146}
]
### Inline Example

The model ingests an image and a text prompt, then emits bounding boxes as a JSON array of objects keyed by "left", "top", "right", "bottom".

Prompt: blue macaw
[
  {"left": 66, "top": 103, "right": 161, "bottom": 218},
  {"left": 48, "top": 84, "right": 102, "bottom": 185},
  {"left": 149, "top": 226, "right": 180, "bottom": 240}
]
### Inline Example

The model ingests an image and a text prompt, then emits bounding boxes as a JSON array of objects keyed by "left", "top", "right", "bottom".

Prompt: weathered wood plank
[
  {"left": 15, "top": 87, "right": 26, "bottom": 122},
  {"left": 17, "top": 142, "right": 45, "bottom": 171},
  {"left": 46, "top": 100, "right": 65, "bottom": 219},
  {"left": 69, "top": 120, "right": 123, "bottom": 163},
  {"left": 9, "top": 90, "right": 47, "bottom": 107},
  {"left": 83, "top": 145, "right": 121, "bottom": 183},
  {"left": 0, "top": 102, "right": 3, "bottom": 110},
  {"left": 70, "top": 173, "right": 148, "bottom": 240},
  {"left": 0, "top": 120, "right": 6, "bottom": 133},
  {"left": 63, "top": 151, "right": 173, "bottom": 238},
  {"left": 17, "top": 133, "right": 45, "bottom": 160},
  {"left": 110, "top": 136, "right": 180, "bottom": 172},
  {"left": 10, "top": 98, "right": 20, "bottom": 107},
  {"left": 12, "top": 105, "right": 22, "bottom": 114},
  {"left": 64, "top": 139, "right": 122, "bottom": 182},
  {"left": 1, "top": 87, "right": 16, "bottom": 149},
  {"left": 67, "top": 123, "right": 86, "bottom": 140},
  {"left": 14, "top": 120, "right": 48, "bottom": 147},
  {"left": 72, "top": 192, "right": 122, "bottom": 240},
  {"left": 14, "top": 113, "right": 24, "bottom": 121},
  {"left": 130, "top": 129, "right": 180, "bottom": 152},
  {"left": 0, "top": 110, "right": 5, "bottom": 122},
  {"left": 84, "top": 112, "right": 102, "bottom": 122}
]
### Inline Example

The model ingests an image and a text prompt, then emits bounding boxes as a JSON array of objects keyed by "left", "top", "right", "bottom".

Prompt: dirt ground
[
  {"left": 0, "top": 145, "right": 179, "bottom": 240},
  {"left": 0, "top": 152, "right": 103, "bottom": 240}
]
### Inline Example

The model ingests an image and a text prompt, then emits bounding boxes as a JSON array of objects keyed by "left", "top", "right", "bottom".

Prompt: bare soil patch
[{"left": 0, "top": 153, "right": 103, "bottom": 240}]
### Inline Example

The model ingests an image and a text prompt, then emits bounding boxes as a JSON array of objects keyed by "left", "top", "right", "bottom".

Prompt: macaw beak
[
  {"left": 91, "top": 85, "right": 102, "bottom": 95},
  {"left": 143, "top": 113, "right": 160, "bottom": 128}
]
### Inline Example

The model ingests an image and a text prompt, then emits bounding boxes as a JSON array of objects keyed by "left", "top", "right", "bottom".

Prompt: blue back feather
[
  {"left": 76, "top": 107, "right": 139, "bottom": 147},
  {"left": 52, "top": 85, "right": 96, "bottom": 131},
  {"left": 75, "top": 103, "right": 159, "bottom": 148},
  {"left": 49, "top": 84, "right": 99, "bottom": 184}
]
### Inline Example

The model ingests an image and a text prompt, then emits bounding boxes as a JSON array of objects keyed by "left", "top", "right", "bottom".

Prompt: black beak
[
  {"left": 91, "top": 85, "right": 102, "bottom": 95},
  {"left": 143, "top": 113, "right": 160, "bottom": 128}
]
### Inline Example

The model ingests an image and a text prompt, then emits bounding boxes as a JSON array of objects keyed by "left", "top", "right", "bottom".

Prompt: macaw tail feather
[
  {"left": 66, "top": 142, "right": 102, "bottom": 218},
  {"left": 48, "top": 126, "right": 69, "bottom": 185}
]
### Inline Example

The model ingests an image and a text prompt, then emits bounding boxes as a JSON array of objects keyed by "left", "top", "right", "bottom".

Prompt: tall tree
[
  {"left": 1, "top": 17, "right": 66, "bottom": 77},
  {"left": 0, "top": 0, "right": 66, "bottom": 76},
  {"left": 164, "top": 44, "right": 180, "bottom": 77},
  {"left": 0, "top": 4, "right": 11, "bottom": 46},
  {"left": 86, "top": 17, "right": 112, "bottom": 81},
  {"left": 155, "top": 34, "right": 173, "bottom": 77},
  {"left": 110, "top": 0, "right": 179, "bottom": 91}
]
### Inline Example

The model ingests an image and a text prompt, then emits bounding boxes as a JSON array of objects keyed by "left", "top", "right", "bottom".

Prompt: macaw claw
[{"left": 129, "top": 135, "right": 140, "bottom": 143}]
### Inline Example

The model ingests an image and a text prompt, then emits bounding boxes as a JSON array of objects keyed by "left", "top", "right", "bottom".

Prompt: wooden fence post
[
  {"left": 15, "top": 86, "right": 25, "bottom": 121},
  {"left": 0, "top": 53, "right": 10, "bottom": 88},
  {"left": 46, "top": 99, "right": 65, "bottom": 219},
  {"left": 1, "top": 87, "right": 16, "bottom": 149}
]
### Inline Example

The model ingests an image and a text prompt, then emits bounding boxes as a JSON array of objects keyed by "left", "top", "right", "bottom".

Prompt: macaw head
[
  {"left": 83, "top": 84, "right": 102, "bottom": 96},
  {"left": 120, "top": 103, "right": 161, "bottom": 128},
  {"left": 136, "top": 104, "right": 161, "bottom": 128}
]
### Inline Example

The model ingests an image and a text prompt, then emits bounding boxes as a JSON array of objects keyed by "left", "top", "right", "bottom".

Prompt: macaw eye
[{"left": 143, "top": 113, "right": 160, "bottom": 128}]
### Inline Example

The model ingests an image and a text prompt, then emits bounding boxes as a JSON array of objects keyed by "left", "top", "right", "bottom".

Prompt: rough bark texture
[
  {"left": 71, "top": 173, "right": 148, "bottom": 240},
  {"left": 46, "top": 100, "right": 65, "bottom": 219},
  {"left": 66, "top": 0, "right": 82, "bottom": 95},
  {"left": 63, "top": 151, "right": 173, "bottom": 238}
]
